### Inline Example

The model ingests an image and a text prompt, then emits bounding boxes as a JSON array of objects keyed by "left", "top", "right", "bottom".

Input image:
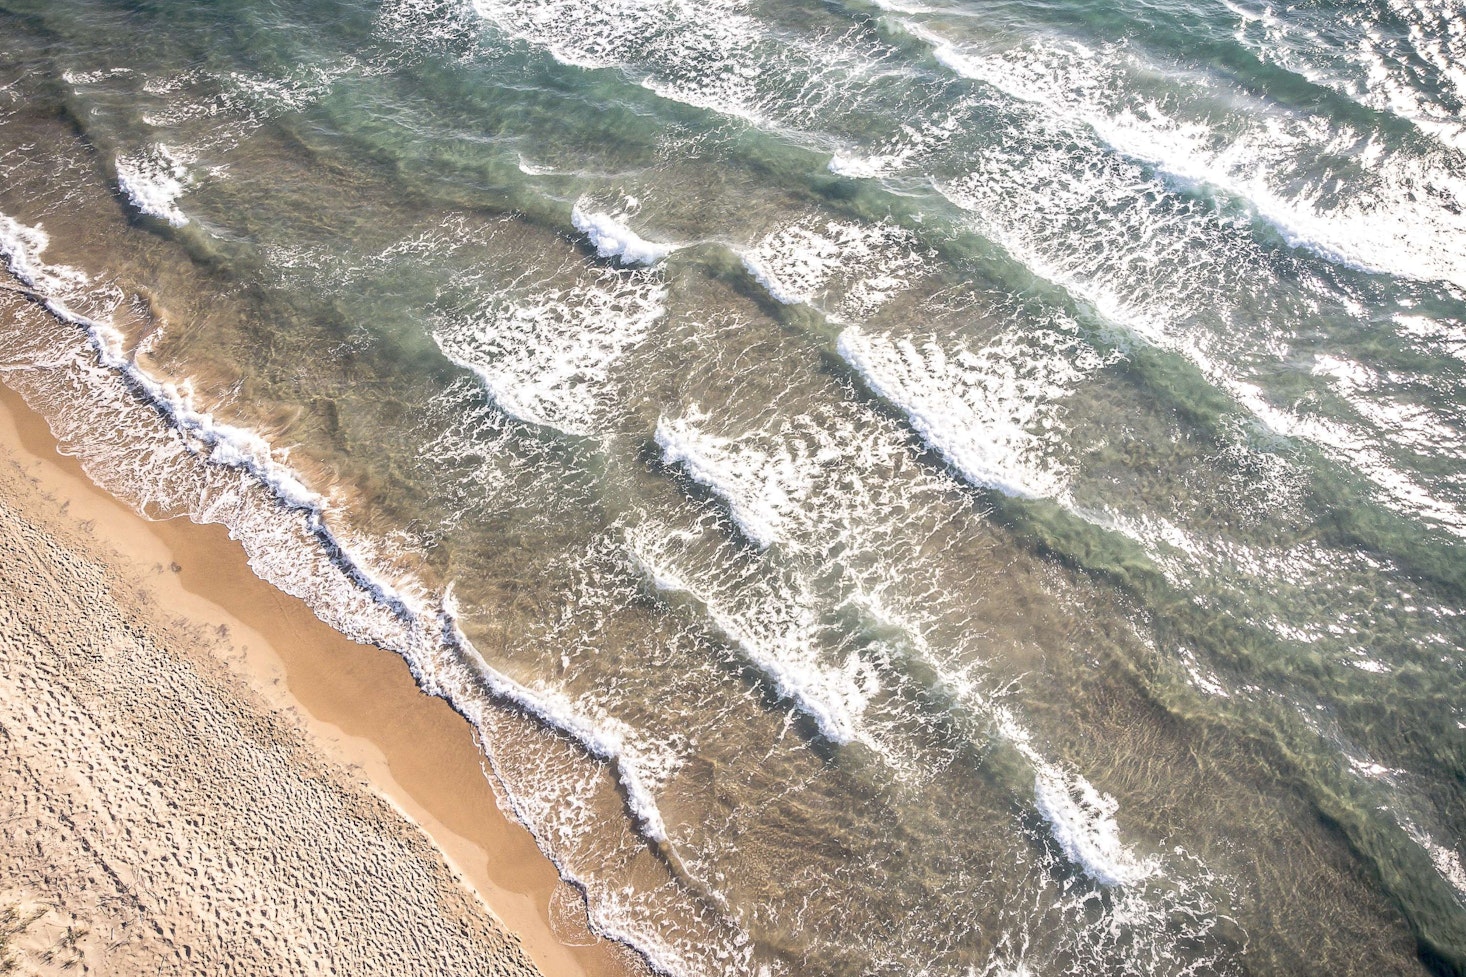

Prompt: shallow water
[{"left": 1, "top": 0, "right": 1463, "bottom": 973}]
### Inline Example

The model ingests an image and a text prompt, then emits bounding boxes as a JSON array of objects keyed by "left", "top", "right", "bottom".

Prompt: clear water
[{"left": 1, "top": 0, "right": 1463, "bottom": 973}]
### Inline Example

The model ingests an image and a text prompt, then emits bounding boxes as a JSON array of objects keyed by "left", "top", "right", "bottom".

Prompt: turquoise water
[{"left": 0, "top": 0, "right": 1463, "bottom": 973}]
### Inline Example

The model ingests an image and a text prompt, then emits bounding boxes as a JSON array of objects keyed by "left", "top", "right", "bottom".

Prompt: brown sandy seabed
[{"left": 0, "top": 373, "right": 650, "bottom": 977}]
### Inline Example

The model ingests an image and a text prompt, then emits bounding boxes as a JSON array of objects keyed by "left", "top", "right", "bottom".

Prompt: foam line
[
  {"left": 740, "top": 219, "right": 928, "bottom": 320},
  {"left": 626, "top": 527, "right": 875, "bottom": 747},
  {"left": 439, "top": 592, "right": 672, "bottom": 841},
  {"left": 654, "top": 412, "right": 811, "bottom": 550},
  {"left": 836, "top": 325, "right": 1083, "bottom": 500},
  {"left": 115, "top": 146, "right": 190, "bottom": 227},
  {"left": 572, "top": 203, "right": 677, "bottom": 266},
  {"left": 906, "top": 21, "right": 1466, "bottom": 291},
  {"left": 431, "top": 266, "right": 666, "bottom": 437},
  {"left": 996, "top": 709, "right": 1159, "bottom": 887}
]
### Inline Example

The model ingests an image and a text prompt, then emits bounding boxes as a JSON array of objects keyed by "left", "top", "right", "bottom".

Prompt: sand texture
[{"left": 0, "top": 449, "right": 546, "bottom": 977}]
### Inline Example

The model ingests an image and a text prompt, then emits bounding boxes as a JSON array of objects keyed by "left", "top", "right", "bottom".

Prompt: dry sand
[{"left": 0, "top": 380, "right": 646, "bottom": 977}]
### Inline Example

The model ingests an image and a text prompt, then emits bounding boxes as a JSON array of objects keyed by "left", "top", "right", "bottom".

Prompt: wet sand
[{"left": 0, "top": 378, "right": 646, "bottom": 977}]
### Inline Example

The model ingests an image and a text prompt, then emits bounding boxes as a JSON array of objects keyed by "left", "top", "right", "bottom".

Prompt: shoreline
[{"left": 0, "top": 377, "right": 645, "bottom": 977}]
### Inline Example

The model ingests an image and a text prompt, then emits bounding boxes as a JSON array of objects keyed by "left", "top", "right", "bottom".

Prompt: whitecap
[
  {"left": 996, "top": 709, "right": 1159, "bottom": 887},
  {"left": 114, "top": 145, "right": 190, "bottom": 227},
  {"left": 433, "top": 266, "right": 666, "bottom": 436},
  {"left": 626, "top": 523, "right": 879, "bottom": 748},
  {"left": 837, "top": 324, "right": 1104, "bottom": 500},
  {"left": 572, "top": 202, "right": 677, "bottom": 266},
  {"left": 916, "top": 25, "right": 1466, "bottom": 291},
  {"left": 741, "top": 218, "right": 927, "bottom": 319},
  {"left": 1032, "top": 765, "right": 1158, "bottom": 887},
  {"left": 654, "top": 410, "right": 814, "bottom": 550}
]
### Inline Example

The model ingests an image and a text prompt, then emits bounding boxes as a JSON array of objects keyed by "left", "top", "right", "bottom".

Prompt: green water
[{"left": 1, "top": 0, "right": 1464, "bottom": 973}]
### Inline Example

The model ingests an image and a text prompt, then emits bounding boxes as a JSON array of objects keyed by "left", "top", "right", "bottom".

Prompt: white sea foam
[
  {"left": 827, "top": 154, "right": 884, "bottom": 178},
  {"left": 824, "top": 100, "right": 965, "bottom": 182},
  {"left": 0, "top": 216, "right": 667, "bottom": 831},
  {"left": 837, "top": 324, "right": 1106, "bottom": 499},
  {"left": 72, "top": 57, "right": 360, "bottom": 160},
  {"left": 0, "top": 217, "right": 319, "bottom": 512},
  {"left": 645, "top": 395, "right": 1022, "bottom": 780},
  {"left": 741, "top": 218, "right": 927, "bottom": 319},
  {"left": 0, "top": 218, "right": 90, "bottom": 297},
  {"left": 224, "top": 63, "right": 350, "bottom": 117},
  {"left": 60, "top": 67, "right": 134, "bottom": 86},
  {"left": 1228, "top": 378, "right": 1466, "bottom": 538},
  {"left": 471, "top": 0, "right": 767, "bottom": 122},
  {"left": 440, "top": 590, "right": 676, "bottom": 842},
  {"left": 516, "top": 155, "right": 559, "bottom": 176},
  {"left": 934, "top": 147, "right": 1466, "bottom": 538},
  {"left": 912, "top": 24, "right": 1466, "bottom": 291},
  {"left": 374, "top": 0, "right": 482, "bottom": 51},
  {"left": 741, "top": 252, "right": 805, "bottom": 306},
  {"left": 740, "top": 219, "right": 860, "bottom": 307},
  {"left": 933, "top": 149, "right": 1203, "bottom": 351},
  {"left": 468, "top": 0, "right": 891, "bottom": 154},
  {"left": 55, "top": 130, "right": 1207, "bottom": 956},
  {"left": 1224, "top": 0, "right": 1466, "bottom": 155},
  {"left": 1401, "top": 819, "right": 1466, "bottom": 903},
  {"left": 626, "top": 524, "right": 879, "bottom": 748},
  {"left": 625, "top": 418, "right": 1003, "bottom": 789},
  {"left": 115, "top": 145, "right": 190, "bottom": 227},
  {"left": 654, "top": 410, "right": 814, "bottom": 550},
  {"left": 996, "top": 709, "right": 1159, "bottom": 887},
  {"left": 489, "top": 0, "right": 1466, "bottom": 294},
  {"left": 432, "top": 266, "right": 666, "bottom": 436},
  {"left": 1032, "top": 766, "right": 1158, "bottom": 887},
  {"left": 572, "top": 202, "right": 677, "bottom": 266}
]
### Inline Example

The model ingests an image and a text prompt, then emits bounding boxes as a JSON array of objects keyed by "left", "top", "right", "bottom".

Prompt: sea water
[{"left": 1, "top": 0, "right": 1463, "bottom": 972}]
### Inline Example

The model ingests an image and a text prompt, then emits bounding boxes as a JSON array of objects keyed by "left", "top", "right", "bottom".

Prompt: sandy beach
[{"left": 0, "top": 378, "right": 645, "bottom": 977}]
